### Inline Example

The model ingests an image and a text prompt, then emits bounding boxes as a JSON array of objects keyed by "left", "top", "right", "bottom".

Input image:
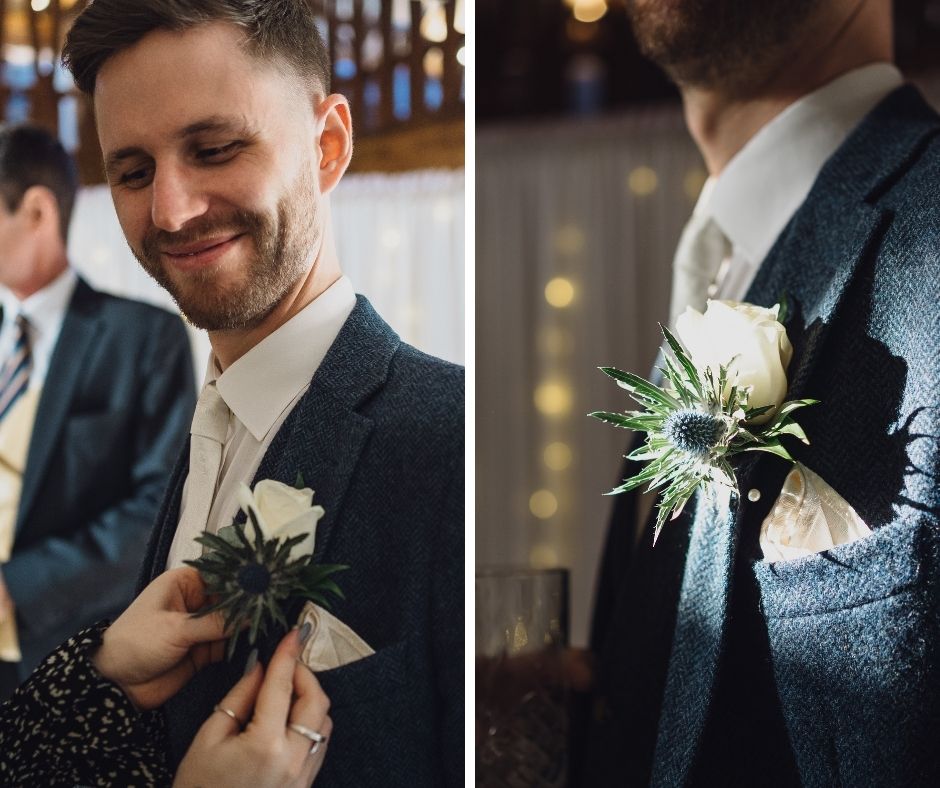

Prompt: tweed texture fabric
[
  {"left": 576, "top": 85, "right": 940, "bottom": 787},
  {"left": 649, "top": 492, "right": 738, "bottom": 784},
  {"left": 138, "top": 296, "right": 464, "bottom": 787}
]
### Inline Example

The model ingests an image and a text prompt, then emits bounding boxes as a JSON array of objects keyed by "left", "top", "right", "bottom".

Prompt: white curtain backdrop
[
  {"left": 68, "top": 168, "right": 465, "bottom": 381},
  {"left": 476, "top": 107, "right": 704, "bottom": 645}
]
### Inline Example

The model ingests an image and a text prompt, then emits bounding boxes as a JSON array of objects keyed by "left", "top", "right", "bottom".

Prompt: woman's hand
[
  {"left": 91, "top": 567, "right": 227, "bottom": 710},
  {"left": 174, "top": 627, "right": 333, "bottom": 788}
]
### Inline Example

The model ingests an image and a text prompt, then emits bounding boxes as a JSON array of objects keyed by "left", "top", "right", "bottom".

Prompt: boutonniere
[
  {"left": 187, "top": 478, "right": 347, "bottom": 658},
  {"left": 591, "top": 300, "right": 818, "bottom": 543}
]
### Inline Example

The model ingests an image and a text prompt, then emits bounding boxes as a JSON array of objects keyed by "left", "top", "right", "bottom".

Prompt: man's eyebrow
[
  {"left": 104, "top": 117, "right": 252, "bottom": 174},
  {"left": 177, "top": 116, "right": 252, "bottom": 138}
]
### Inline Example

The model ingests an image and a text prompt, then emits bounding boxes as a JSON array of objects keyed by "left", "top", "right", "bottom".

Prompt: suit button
[{"left": 747, "top": 488, "right": 761, "bottom": 502}]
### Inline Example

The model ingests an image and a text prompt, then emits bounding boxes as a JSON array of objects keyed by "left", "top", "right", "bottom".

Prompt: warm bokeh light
[
  {"left": 628, "top": 165, "right": 659, "bottom": 196},
  {"left": 529, "top": 489, "right": 559, "bottom": 519},
  {"left": 457, "top": 46, "right": 466, "bottom": 67},
  {"left": 573, "top": 0, "right": 608, "bottom": 24},
  {"left": 529, "top": 544, "right": 559, "bottom": 568},
  {"left": 543, "top": 442, "right": 573, "bottom": 471},
  {"left": 419, "top": 0, "right": 448, "bottom": 43},
  {"left": 553, "top": 224, "right": 585, "bottom": 255},
  {"left": 683, "top": 167, "right": 709, "bottom": 201},
  {"left": 31, "top": 0, "right": 51, "bottom": 12},
  {"left": 534, "top": 382, "right": 573, "bottom": 416},
  {"left": 538, "top": 326, "right": 574, "bottom": 357},
  {"left": 544, "top": 277, "right": 575, "bottom": 308},
  {"left": 423, "top": 47, "right": 444, "bottom": 79}
]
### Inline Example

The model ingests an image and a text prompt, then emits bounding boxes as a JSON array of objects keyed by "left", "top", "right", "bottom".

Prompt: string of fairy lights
[{"left": 525, "top": 162, "right": 708, "bottom": 569}]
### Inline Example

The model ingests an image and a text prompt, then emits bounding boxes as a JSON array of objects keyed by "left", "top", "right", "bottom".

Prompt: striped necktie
[{"left": 0, "top": 315, "right": 32, "bottom": 422}]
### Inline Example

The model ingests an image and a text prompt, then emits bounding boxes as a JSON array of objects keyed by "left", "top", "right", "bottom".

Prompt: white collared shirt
[
  {"left": 693, "top": 63, "right": 903, "bottom": 303},
  {"left": 166, "top": 276, "right": 356, "bottom": 569},
  {"left": 0, "top": 268, "right": 77, "bottom": 391}
]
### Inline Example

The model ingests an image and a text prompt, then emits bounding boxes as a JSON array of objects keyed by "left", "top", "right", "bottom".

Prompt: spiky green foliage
[
  {"left": 590, "top": 324, "right": 817, "bottom": 544},
  {"left": 186, "top": 507, "right": 347, "bottom": 659}
]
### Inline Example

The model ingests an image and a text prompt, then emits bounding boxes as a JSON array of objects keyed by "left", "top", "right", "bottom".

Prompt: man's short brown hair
[
  {"left": 62, "top": 0, "right": 331, "bottom": 96},
  {"left": 0, "top": 123, "right": 78, "bottom": 242}
]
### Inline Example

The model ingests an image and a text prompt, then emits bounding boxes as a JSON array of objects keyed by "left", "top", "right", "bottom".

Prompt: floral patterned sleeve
[{"left": 0, "top": 621, "right": 173, "bottom": 787}]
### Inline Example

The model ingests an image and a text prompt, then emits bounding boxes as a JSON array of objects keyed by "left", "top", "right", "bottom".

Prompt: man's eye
[
  {"left": 197, "top": 141, "right": 241, "bottom": 162},
  {"left": 118, "top": 166, "right": 153, "bottom": 188}
]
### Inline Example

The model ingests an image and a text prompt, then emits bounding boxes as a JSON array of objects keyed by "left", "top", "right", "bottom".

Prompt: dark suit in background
[
  {"left": 0, "top": 277, "right": 195, "bottom": 697},
  {"left": 139, "top": 296, "right": 464, "bottom": 787},
  {"left": 578, "top": 86, "right": 940, "bottom": 786}
]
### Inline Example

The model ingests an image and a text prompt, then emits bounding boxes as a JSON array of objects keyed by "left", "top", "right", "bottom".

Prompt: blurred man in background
[{"left": 0, "top": 123, "right": 195, "bottom": 700}]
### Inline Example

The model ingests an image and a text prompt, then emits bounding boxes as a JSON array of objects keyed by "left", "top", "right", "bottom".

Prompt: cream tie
[
  {"left": 169, "top": 383, "right": 230, "bottom": 567},
  {"left": 668, "top": 211, "right": 732, "bottom": 327}
]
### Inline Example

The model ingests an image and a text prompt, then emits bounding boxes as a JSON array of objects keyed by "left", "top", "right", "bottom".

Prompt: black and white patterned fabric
[{"left": 0, "top": 622, "right": 172, "bottom": 787}]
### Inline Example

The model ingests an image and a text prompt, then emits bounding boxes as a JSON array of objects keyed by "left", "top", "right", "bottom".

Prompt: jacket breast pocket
[
  {"left": 311, "top": 638, "right": 440, "bottom": 787},
  {"left": 753, "top": 517, "right": 939, "bottom": 787},
  {"left": 315, "top": 637, "right": 410, "bottom": 709},
  {"left": 60, "top": 411, "right": 130, "bottom": 500}
]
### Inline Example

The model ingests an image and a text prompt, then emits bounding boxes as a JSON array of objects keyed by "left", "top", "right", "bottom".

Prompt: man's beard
[
  {"left": 133, "top": 166, "right": 319, "bottom": 331},
  {"left": 626, "top": 0, "right": 822, "bottom": 94}
]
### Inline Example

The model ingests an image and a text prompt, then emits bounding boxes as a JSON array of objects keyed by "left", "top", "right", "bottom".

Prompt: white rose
[
  {"left": 237, "top": 479, "right": 325, "bottom": 562},
  {"left": 674, "top": 300, "right": 793, "bottom": 424}
]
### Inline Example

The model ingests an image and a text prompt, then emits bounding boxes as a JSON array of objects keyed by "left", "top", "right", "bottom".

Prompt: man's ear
[
  {"left": 19, "top": 185, "right": 60, "bottom": 235},
  {"left": 315, "top": 94, "right": 353, "bottom": 195}
]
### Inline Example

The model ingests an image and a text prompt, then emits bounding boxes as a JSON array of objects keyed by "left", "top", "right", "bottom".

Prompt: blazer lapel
[
  {"left": 137, "top": 441, "right": 190, "bottom": 589},
  {"left": 249, "top": 296, "right": 399, "bottom": 634},
  {"left": 16, "top": 279, "right": 102, "bottom": 533}
]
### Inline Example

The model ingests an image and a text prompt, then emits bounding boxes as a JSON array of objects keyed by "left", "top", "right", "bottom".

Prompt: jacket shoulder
[
  {"left": 80, "top": 285, "right": 189, "bottom": 336},
  {"left": 370, "top": 342, "right": 464, "bottom": 442}
]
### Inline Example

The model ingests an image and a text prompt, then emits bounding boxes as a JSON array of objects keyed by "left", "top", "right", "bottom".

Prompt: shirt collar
[
  {"left": 210, "top": 276, "right": 356, "bottom": 442},
  {"left": 699, "top": 62, "right": 903, "bottom": 266},
  {"left": 1, "top": 267, "right": 77, "bottom": 338}
]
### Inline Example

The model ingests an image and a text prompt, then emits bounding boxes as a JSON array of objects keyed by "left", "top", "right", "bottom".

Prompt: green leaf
[
  {"left": 598, "top": 367, "right": 680, "bottom": 410},
  {"left": 273, "top": 533, "right": 309, "bottom": 565},
  {"left": 773, "top": 398, "right": 820, "bottom": 420},
  {"left": 589, "top": 411, "right": 661, "bottom": 432},
  {"left": 246, "top": 508, "right": 265, "bottom": 551},
  {"left": 744, "top": 404, "right": 774, "bottom": 420},
  {"left": 660, "top": 355, "right": 697, "bottom": 406},
  {"left": 298, "top": 563, "right": 349, "bottom": 586},
  {"left": 216, "top": 524, "right": 245, "bottom": 549},
  {"left": 740, "top": 440, "right": 795, "bottom": 462},
  {"left": 193, "top": 532, "right": 244, "bottom": 561},
  {"left": 776, "top": 293, "right": 790, "bottom": 325},
  {"left": 316, "top": 578, "right": 346, "bottom": 600},
  {"left": 660, "top": 325, "right": 703, "bottom": 397},
  {"left": 295, "top": 471, "right": 306, "bottom": 490},
  {"left": 767, "top": 420, "right": 810, "bottom": 444}
]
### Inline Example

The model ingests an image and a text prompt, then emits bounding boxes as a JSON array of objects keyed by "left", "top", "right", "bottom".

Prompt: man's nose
[{"left": 150, "top": 165, "right": 209, "bottom": 232}]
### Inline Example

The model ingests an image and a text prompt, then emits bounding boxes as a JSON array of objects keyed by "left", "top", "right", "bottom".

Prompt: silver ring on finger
[
  {"left": 214, "top": 704, "right": 245, "bottom": 728},
  {"left": 287, "top": 722, "right": 327, "bottom": 755}
]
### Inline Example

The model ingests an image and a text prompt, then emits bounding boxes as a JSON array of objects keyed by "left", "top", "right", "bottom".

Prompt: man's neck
[
  {"left": 8, "top": 254, "right": 69, "bottom": 302},
  {"left": 681, "top": 1, "right": 892, "bottom": 175},
  {"left": 209, "top": 260, "right": 342, "bottom": 371}
]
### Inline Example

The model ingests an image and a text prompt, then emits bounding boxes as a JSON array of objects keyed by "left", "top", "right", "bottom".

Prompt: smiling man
[{"left": 62, "top": 2, "right": 464, "bottom": 785}]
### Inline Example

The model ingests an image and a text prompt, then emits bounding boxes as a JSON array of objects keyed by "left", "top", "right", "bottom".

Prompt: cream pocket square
[
  {"left": 297, "top": 602, "right": 374, "bottom": 671},
  {"left": 759, "top": 463, "right": 873, "bottom": 562}
]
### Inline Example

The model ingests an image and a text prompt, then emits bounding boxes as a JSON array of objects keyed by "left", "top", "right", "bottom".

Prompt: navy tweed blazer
[
  {"left": 138, "top": 296, "right": 464, "bottom": 787},
  {"left": 577, "top": 85, "right": 940, "bottom": 787}
]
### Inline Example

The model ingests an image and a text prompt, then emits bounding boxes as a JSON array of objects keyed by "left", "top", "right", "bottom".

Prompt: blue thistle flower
[
  {"left": 237, "top": 563, "right": 271, "bottom": 595},
  {"left": 663, "top": 409, "right": 726, "bottom": 457}
]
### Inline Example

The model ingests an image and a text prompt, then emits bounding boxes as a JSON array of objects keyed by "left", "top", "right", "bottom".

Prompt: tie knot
[
  {"left": 14, "top": 313, "right": 30, "bottom": 342},
  {"left": 192, "top": 383, "right": 229, "bottom": 443}
]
